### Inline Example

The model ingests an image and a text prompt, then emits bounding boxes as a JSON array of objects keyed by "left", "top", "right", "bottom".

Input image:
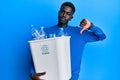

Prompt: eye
[
  {"left": 67, "top": 12, "right": 72, "bottom": 16},
  {"left": 60, "top": 10, "right": 64, "bottom": 13}
]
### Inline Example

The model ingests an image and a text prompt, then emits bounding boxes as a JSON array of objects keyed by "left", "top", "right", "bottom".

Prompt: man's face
[{"left": 58, "top": 6, "right": 73, "bottom": 24}]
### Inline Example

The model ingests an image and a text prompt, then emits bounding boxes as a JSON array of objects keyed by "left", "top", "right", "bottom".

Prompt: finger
[
  {"left": 81, "top": 18, "right": 86, "bottom": 23},
  {"left": 80, "top": 28, "right": 86, "bottom": 34},
  {"left": 38, "top": 72, "right": 46, "bottom": 76},
  {"left": 80, "top": 19, "right": 87, "bottom": 27},
  {"left": 35, "top": 72, "right": 46, "bottom": 76},
  {"left": 30, "top": 72, "right": 46, "bottom": 80},
  {"left": 30, "top": 74, "right": 39, "bottom": 80},
  {"left": 80, "top": 22, "right": 86, "bottom": 27}
]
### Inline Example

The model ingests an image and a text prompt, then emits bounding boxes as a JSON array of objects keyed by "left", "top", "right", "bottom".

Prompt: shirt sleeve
[{"left": 82, "top": 24, "right": 106, "bottom": 42}]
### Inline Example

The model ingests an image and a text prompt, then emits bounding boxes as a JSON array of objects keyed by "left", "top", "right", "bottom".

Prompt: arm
[
  {"left": 88, "top": 24, "right": 106, "bottom": 41},
  {"left": 30, "top": 58, "right": 46, "bottom": 80},
  {"left": 80, "top": 19, "right": 106, "bottom": 42}
]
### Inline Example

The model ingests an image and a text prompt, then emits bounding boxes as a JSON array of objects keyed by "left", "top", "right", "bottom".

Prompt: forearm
[{"left": 88, "top": 24, "right": 106, "bottom": 40}]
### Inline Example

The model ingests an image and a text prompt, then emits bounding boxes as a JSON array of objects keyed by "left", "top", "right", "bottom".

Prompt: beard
[{"left": 58, "top": 17, "right": 68, "bottom": 24}]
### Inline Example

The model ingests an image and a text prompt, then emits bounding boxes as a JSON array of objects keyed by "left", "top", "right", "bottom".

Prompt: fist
[{"left": 80, "top": 19, "right": 92, "bottom": 34}]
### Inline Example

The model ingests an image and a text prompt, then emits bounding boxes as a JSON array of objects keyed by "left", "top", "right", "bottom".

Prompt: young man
[{"left": 30, "top": 2, "right": 106, "bottom": 80}]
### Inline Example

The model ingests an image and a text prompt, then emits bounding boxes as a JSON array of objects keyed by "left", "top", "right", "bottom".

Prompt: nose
[{"left": 63, "top": 12, "right": 66, "bottom": 17}]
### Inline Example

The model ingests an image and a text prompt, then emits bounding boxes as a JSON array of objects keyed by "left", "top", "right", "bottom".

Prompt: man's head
[
  {"left": 58, "top": 2, "right": 76, "bottom": 27},
  {"left": 60, "top": 2, "right": 75, "bottom": 14}
]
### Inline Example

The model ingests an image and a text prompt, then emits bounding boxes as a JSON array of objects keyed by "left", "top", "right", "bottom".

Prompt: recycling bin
[{"left": 28, "top": 36, "right": 71, "bottom": 80}]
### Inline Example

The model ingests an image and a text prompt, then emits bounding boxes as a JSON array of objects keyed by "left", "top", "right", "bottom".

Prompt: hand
[
  {"left": 80, "top": 19, "right": 92, "bottom": 34},
  {"left": 30, "top": 72, "right": 46, "bottom": 80}
]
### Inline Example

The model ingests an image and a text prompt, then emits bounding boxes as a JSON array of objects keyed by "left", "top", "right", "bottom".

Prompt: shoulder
[
  {"left": 45, "top": 25, "right": 56, "bottom": 29},
  {"left": 44, "top": 25, "right": 58, "bottom": 33}
]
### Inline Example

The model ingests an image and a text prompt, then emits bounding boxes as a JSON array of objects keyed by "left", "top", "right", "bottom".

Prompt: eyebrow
[{"left": 60, "top": 7, "right": 73, "bottom": 13}]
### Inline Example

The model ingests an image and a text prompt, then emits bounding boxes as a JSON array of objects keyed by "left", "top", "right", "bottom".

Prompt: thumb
[{"left": 80, "top": 28, "right": 86, "bottom": 34}]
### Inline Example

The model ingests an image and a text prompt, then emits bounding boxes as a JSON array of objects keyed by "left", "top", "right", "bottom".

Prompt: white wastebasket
[{"left": 28, "top": 36, "right": 71, "bottom": 80}]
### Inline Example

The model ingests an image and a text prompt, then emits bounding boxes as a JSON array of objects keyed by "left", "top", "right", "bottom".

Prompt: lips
[{"left": 60, "top": 17, "right": 66, "bottom": 21}]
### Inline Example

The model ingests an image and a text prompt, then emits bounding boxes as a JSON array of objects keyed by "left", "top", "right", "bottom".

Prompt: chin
[{"left": 59, "top": 20, "right": 67, "bottom": 24}]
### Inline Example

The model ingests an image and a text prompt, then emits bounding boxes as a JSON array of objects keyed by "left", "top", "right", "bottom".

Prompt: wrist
[{"left": 88, "top": 22, "right": 94, "bottom": 30}]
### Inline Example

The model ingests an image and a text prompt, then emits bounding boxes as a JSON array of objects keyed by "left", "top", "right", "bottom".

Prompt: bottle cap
[
  {"left": 41, "top": 26, "right": 44, "bottom": 30},
  {"left": 30, "top": 25, "right": 34, "bottom": 28},
  {"left": 49, "top": 34, "right": 53, "bottom": 38},
  {"left": 60, "top": 28, "right": 64, "bottom": 30}
]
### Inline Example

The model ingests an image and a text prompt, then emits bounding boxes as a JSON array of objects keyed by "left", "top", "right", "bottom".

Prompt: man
[{"left": 30, "top": 2, "right": 106, "bottom": 80}]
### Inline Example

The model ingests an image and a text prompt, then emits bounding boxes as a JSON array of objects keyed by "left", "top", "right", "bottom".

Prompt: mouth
[{"left": 60, "top": 17, "right": 66, "bottom": 21}]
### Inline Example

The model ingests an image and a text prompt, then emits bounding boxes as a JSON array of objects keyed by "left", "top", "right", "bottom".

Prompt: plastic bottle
[
  {"left": 48, "top": 34, "right": 53, "bottom": 38},
  {"left": 31, "top": 25, "right": 41, "bottom": 40},
  {"left": 57, "top": 28, "right": 65, "bottom": 37},
  {"left": 39, "top": 26, "right": 47, "bottom": 39},
  {"left": 53, "top": 32, "right": 56, "bottom": 38},
  {"left": 48, "top": 33, "right": 56, "bottom": 38}
]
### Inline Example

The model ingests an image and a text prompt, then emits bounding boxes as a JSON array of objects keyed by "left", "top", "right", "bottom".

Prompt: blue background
[{"left": 0, "top": 0, "right": 119, "bottom": 80}]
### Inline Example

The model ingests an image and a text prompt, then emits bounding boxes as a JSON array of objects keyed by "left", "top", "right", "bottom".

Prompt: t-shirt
[
  {"left": 31, "top": 24, "right": 106, "bottom": 80},
  {"left": 44, "top": 25, "right": 106, "bottom": 80}
]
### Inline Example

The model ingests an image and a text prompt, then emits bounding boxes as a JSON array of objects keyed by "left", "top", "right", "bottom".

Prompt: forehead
[{"left": 61, "top": 6, "right": 73, "bottom": 13}]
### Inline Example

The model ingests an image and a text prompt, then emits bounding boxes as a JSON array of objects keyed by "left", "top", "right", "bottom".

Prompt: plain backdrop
[{"left": 0, "top": 0, "right": 120, "bottom": 80}]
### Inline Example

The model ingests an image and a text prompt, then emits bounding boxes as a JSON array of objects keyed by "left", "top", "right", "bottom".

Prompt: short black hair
[{"left": 60, "top": 2, "right": 75, "bottom": 14}]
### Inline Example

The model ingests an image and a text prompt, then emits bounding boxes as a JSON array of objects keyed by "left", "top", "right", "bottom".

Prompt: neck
[{"left": 57, "top": 22, "right": 68, "bottom": 28}]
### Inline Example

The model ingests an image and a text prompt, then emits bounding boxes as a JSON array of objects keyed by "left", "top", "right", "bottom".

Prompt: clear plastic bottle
[
  {"left": 53, "top": 32, "right": 56, "bottom": 38},
  {"left": 31, "top": 25, "right": 41, "bottom": 40},
  {"left": 57, "top": 28, "right": 65, "bottom": 37},
  {"left": 48, "top": 34, "right": 53, "bottom": 38},
  {"left": 39, "top": 26, "right": 47, "bottom": 39},
  {"left": 48, "top": 33, "right": 56, "bottom": 38}
]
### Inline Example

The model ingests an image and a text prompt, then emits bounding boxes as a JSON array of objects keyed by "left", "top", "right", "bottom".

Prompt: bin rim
[{"left": 28, "top": 36, "right": 71, "bottom": 43}]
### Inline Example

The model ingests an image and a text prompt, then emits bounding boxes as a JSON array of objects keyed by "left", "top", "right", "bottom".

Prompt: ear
[{"left": 58, "top": 10, "right": 60, "bottom": 14}]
